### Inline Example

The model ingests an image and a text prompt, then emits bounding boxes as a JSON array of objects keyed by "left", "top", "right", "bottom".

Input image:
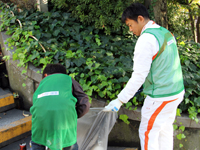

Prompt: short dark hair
[
  {"left": 42, "top": 64, "right": 67, "bottom": 78},
  {"left": 122, "top": 3, "right": 150, "bottom": 23}
]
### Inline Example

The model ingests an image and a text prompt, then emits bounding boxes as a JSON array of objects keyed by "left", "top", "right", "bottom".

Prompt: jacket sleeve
[
  {"left": 71, "top": 78, "right": 90, "bottom": 118},
  {"left": 117, "top": 33, "right": 159, "bottom": 103}
]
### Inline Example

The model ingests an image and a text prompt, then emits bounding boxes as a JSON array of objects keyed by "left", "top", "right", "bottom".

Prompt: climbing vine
[{"left": 0, "top": 2, "right": 199, "bottom": 148}]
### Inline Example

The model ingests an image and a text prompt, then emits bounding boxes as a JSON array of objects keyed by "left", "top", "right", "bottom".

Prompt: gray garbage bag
[{"left": 77, "top": 108, "right": 118, "bottom": 150}]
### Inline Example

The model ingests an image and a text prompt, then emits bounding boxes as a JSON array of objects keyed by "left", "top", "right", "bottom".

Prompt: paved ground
[{"left": 0, "top": 136, "right": 138, "bottom": 150}]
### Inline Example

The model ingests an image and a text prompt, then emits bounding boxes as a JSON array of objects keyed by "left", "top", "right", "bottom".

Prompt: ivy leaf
[
  {"left": 119, "top": 114, "right": 130, "bottom": 125},
  {"left": 82, "top": 84, "right": 90, "bottom": 91},
  {"left": 47, "top": 38, "right": 57, "bottom": 44},
  {"left": 60, "top": 27, "right": 68, "bottom": 36},
  {"left": 21, "top": 69, "right": 27, "bottom": 75},
  {"left": 62, "top": 13, "right": 70, "bottom": 20},
  {"left": 33, "top": 30, "right": 41, "bottom": 39},
  {"left": 85, "top": 36, "right": 92, "bottom": 41},
  {"left": 13, "top": 53, "right": 18, "bottom": 60},
  {"left": 91, "top": 75, "right": 97, "bottom": 82},
  {"left": 73, "top": 25, "right": 80, "bottom": 33},
  {"left": 30, "top": 51, "right": 40, "bottom": 60},
  {"left": 43, "top": 33, "right": 52, "bottom": 38},
  {"left": 10, "top": 18, "right": 15, "bottom": 23},
  {"left": 74, "top": 57, "right": 86, "bottom": 67},
  {"left": 70, "top": 42, "right": 80, "bottom": 47},
  {"left": 53, "top": 29, "right": 60, "bottom": 36},
  {"left": 80, "top": 73, "right": 84, "bottom": 78},
  {"left": 176, "top": 108, "right": 181, "bottom": 117},
  {"left": 65, "top": 59, "right": 71, "bottom": 68},
  {"left": 125, "top": 102, "right": 132, "bottom": 109},
  {"left": 185, "top": 60, "right": 190, "bottom": 66},
  {"left": 34, "top": 25, "right": 40, "bottom": 29},
  {"left": 179, "top": 144, "right": 183, "bottom": 148},
  {"left": 98, "top": 81, "right": 108, "bottom": 89},
  {"left": 22, "top": 83, "right": 26, "bottom": 87},
  {"left": 95, "top": 38, "right": 101, "bottom": 46},
  {"left": 66, "top": 50, "right": 73, "bottom": 58},
  {"left": 98, "top": 90, "right": 106, "bottom": 98},
  {"left": 28, "top": 26, "right": 34, "bottom": 30},
  {"left": 179, "top": 126, "right": 185, "bottom": 132},
  {"left": 185, "top": 98, "right": 190, "bottom": 104},
  {"left": 52, "top": 12, "right": 60, "bottom": 18},
  {"left": 54, "top": 52, "right": 60, "bottom": 60},
  {"left": 40, "top": 58, "right": 48, "bottom": 64},
  {"left": 194, "top": 97, "right": 200, "bottom": 106},
  {"left": 176, "top": 133, "right": 186, "bottom": 140},
  {"left": 173, "top": 124, "right": 178, "bottom": 130},
  {"left": 50, "top": 20, "right": 57, "bottom": 30}
]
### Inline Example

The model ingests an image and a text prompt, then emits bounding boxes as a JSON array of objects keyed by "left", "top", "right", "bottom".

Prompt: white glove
[{"left": 103, "top": 98, "right": 123, "bottom": 112}]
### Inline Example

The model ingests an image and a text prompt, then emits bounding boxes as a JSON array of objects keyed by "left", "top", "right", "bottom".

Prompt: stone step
[
  {"left": 0, "top": 109, "right": 32, "bottom": 148},
  {"left": 0, "top": 88, "right": 15, "bottom": 113}
]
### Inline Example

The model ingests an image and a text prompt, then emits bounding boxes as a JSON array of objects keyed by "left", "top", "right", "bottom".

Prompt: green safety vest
[
  {"left": 30, "top": 74, "right": 77, "bottom": 150},
  {"left": 142, "top": 27, "right": 184, "bottom": 98}
]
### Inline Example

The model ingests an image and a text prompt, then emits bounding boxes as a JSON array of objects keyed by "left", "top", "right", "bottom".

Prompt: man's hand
[{"left": 103, "top": 98, "right": 123, "bottom": 112}]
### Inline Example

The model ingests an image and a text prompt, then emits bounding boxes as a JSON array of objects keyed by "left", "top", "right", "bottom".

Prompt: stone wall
[{"left": 0, "top": 31, "right": 42, "bottom": 110}]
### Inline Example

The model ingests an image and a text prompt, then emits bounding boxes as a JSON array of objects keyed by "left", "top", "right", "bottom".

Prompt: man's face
[{"left": 125, "top": 17, "right": 143, "bottom": 36}]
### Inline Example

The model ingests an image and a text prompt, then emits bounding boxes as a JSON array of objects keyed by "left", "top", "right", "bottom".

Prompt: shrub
[
  {"left": 50, "top": 0, "right": 143, "bottom": 35},
  {"left": 0, "top": 2, "right": 199, "bottom": 122}
]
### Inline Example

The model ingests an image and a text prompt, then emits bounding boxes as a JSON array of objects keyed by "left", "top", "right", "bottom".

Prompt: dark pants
[{"left": 31, "top": 141, "right": 78, "bottom": 150}]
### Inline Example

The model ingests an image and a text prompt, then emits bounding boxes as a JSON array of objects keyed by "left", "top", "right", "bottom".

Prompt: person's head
[
  {"left": 122, "top": 3, "right": 150, "bottom": 36},
  {"left": 42, "top": 63, "right": 67, "bottom": 78}
]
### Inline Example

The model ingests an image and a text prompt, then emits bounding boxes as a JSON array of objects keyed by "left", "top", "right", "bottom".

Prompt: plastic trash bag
[{"left": 77, "top": 108, "right": 118, "bottom": 150}]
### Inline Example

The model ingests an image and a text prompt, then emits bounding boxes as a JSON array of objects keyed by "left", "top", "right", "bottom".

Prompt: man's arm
[
  {"left": 118, "top": 33, "right": 158, "bottom": 103},
  {"left": 104, "top": 33, "right": 159, "bottom": 111},
  {"left": 72, "top": 78, "right": 90, "bottom": 118}
]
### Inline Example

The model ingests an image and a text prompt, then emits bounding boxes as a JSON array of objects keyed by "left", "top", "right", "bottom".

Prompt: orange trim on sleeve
[
  {"left": 144, "top": 98, "right": 178, "bottom": 150},
  {"left": 152, "top": 51, "right": 159, "bottom": 60}
]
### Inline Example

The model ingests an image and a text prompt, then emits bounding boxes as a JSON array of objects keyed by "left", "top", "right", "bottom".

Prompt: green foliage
[
  {"left": 119, "top": 114, "right": 130, "bottom": 124},
  {"left": 167, "top": 1, "right": 199, "bottom": 41},
  {"left": 177, "top": 133, "right": 186, "bottom": 140},
  {"left": 178, "top": 40, "right": 200, "bottom": 122},
  {"left": 0, "top": 2, "right": 136, "bottom": 101},
  {"left": 50, "top": 0, "right": 143, "bottom": 35},
  {"left": 0, "top": 2, "right": 199, "bottom": 137}
]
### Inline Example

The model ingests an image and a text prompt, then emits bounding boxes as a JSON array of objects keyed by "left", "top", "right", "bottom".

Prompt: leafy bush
[
  {"left": 0, "top": 2, "right": 136, "bottom": 102},
  {"left": 167, "top": 2, "right": 199, "bottom": 42},
  {"left": 0, "top": 2, "right": 199, "bottom": 122},
  {"left": 50, "top": 0, "right": 143, "bottom": 35},
  {"left": 178, "top": 40, "right": 200, "bottom": 122}
]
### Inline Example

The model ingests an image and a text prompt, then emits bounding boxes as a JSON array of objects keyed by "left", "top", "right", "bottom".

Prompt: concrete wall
[
  {"left": 36, "top": 0, "right": 48, "bottom": 12},
  {"left": 0, "top": 31, "right": 42, "bottom": 110},
  {"left": 0, "top": 30, "right": 200, "bottom": 150}
]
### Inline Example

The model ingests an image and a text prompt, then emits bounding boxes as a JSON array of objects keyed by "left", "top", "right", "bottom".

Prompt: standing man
[{"left": 103, "top": 3, "right": 185, "bottom": 150}]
